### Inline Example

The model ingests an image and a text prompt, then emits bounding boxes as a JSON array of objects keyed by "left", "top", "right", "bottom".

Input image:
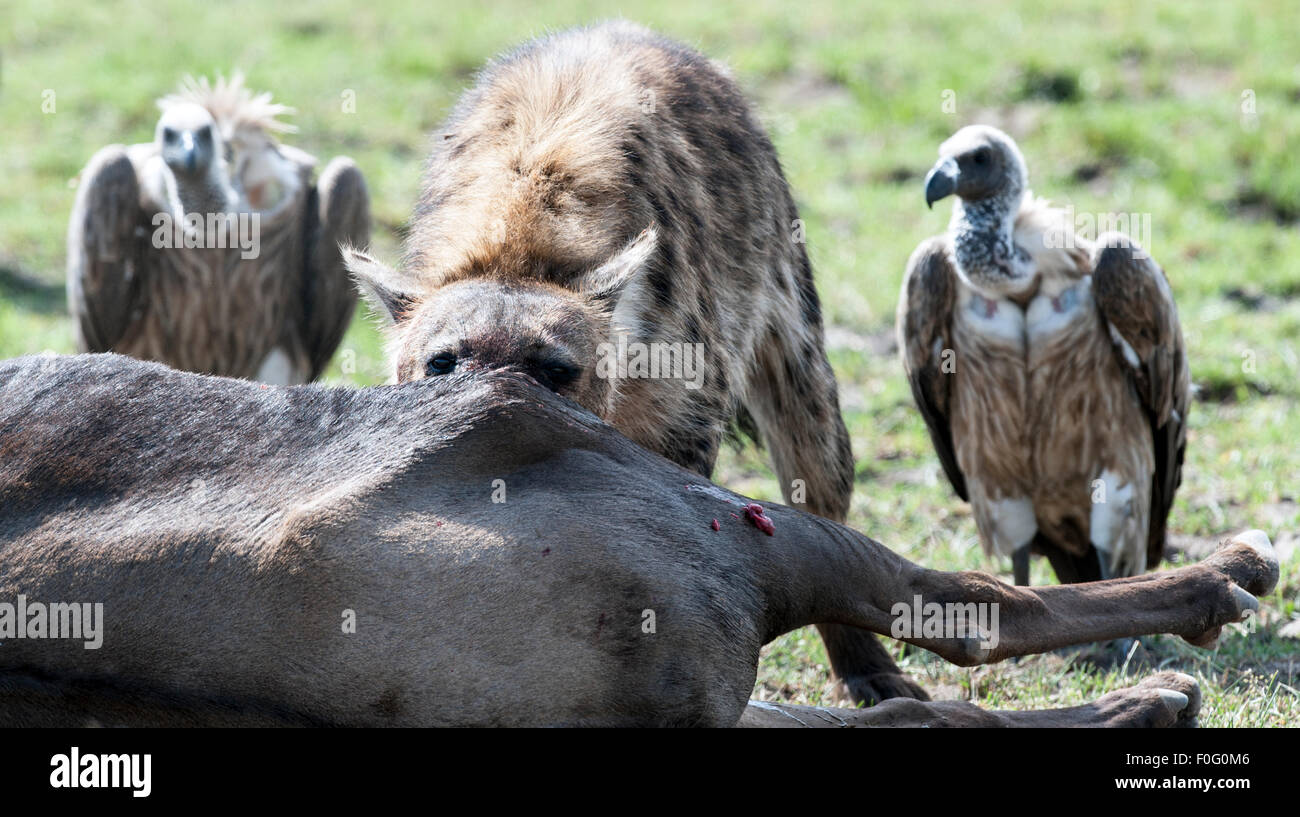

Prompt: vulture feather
[
  {"left": 67, "top": 74, "right": 370, "bottom": 384},
  {"left": 897, "top": 125, "right": 1190, "bottom": 584}
]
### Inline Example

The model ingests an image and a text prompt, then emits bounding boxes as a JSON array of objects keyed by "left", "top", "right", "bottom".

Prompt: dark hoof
[
  {"left": 1177, "top": 530, "right": 1275, "bottom": 648},
  {"left": 1093, "top": 671, "right": 1201, "bottom": 728},
  {"left": 1203, "top": 529, "right": 1279, "bottom": 596}
]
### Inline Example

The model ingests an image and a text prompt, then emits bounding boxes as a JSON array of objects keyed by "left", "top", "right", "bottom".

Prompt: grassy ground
[{"left": 2, "top": 0, "right": 1297, "bottom": 725}]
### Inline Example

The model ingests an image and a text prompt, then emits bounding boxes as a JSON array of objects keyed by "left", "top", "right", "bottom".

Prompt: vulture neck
[
  {"left": 950, "top": 183, "right": 1034, "bottom": 301},
  {"left": 167, "top": 163, "right": 239, "bottom": 223}
]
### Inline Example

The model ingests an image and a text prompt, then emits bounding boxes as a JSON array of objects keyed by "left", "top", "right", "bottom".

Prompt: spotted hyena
[{"left": 348, "top": 22, "right": 921, "bottom": 703}]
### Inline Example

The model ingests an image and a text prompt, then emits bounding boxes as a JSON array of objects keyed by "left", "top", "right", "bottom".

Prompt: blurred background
[{"left": 1, "top": 0, "right": 1297, "bottom": 722}]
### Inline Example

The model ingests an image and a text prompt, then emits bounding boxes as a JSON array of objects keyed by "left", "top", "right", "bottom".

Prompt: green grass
[{"left": 2, "top": 0, "right": 1297, "bottom": 725}]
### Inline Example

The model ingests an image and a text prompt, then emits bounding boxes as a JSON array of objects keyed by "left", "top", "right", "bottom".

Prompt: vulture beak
[
  {"left": 180, "top": 131, "right": 198, "bottom": 174},
  {"left": 924, "top": 156, "right": 959, "bottom": 209}
]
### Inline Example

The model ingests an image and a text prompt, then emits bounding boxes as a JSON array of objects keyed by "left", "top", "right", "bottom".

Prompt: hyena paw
[{"left": 835, "top": 672, "right": 931, "bottom": 706}]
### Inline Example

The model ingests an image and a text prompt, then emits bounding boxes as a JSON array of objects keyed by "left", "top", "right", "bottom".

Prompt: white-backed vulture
[
  {"left": 897, "top": 125, "right": 1190, "bottom": 584},
  {"left": 66, "top": 74, "right": 370, "bottom": 384}
]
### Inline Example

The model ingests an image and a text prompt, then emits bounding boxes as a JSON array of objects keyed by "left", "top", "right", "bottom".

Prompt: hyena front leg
[
  {"left": 744, "top": 326, "right": 855, "bottom": 521},
  {"left": 745, "top": 322, "right": 928, "bottom": 705}
]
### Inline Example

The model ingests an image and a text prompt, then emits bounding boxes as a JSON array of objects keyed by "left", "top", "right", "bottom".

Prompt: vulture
[
  {"left": 897, "top": 125, "right": 1190, "bottom": 585},
  {"left": 67, "top": 74, "right": 370, "bottom": 384}
]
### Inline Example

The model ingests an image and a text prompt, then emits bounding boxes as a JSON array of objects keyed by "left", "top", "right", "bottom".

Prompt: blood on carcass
[
  {"left": 710, "top": 519, "right": 720, "bottom": 531},
  {"left": 742, "top": 503, "right": 775, "bottom": 536}
]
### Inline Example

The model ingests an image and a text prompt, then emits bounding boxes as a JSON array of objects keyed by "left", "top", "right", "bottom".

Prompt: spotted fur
[
  {"left": 351, "top": 22, "right": 854, "bottom": 521},
  {"left": 347, "top": 23, "right": 923, "bottom": 705}
]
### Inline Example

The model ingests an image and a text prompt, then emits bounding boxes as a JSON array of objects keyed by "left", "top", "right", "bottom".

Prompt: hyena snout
[
  {"left": 348, "top": 229, "right": 658, "bottom": 417},
  {"left": 391, "top": 281, "right": 617, "bottom": 416}
]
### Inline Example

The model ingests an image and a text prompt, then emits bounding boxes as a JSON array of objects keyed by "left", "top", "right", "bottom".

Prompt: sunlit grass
[{"left": 1, "top": 0, "right": 1296, "bottom": 724}]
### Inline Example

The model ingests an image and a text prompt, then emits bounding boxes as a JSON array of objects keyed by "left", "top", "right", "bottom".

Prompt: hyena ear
[
  {"left": 578, "top": 226, "right": 658, "bottom": 303},
  {"left": 345, "top": 246, "right": 421, "bottom": 325}
]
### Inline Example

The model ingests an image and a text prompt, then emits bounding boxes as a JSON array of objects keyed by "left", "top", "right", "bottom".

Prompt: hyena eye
[
  {"left": 426, "top": 353, "right": 457, "bottom": 376},
  {"left": 540, "top": 361, "right": 579, "bottom": 387}
]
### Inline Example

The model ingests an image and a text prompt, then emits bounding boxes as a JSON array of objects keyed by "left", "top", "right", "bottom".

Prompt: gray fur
[{"left": 0, "top": 354, "right": 1276, "bottom": 726}]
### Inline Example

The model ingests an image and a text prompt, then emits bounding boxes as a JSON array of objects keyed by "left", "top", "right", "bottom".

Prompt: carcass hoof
[
  {"left": 1089, "top": 671, "right": 1202, "bottom": 728},
  {"left": 1183, "top": 530, "right": 1276, "bottom": 648},
  {"left": 1202, "top": 529, "right": 1279, "bottom": 596}
]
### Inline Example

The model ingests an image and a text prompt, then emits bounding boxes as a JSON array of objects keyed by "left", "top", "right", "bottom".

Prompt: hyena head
[{"left": 346, "top": 227, "right": 656, "bottom": 418}]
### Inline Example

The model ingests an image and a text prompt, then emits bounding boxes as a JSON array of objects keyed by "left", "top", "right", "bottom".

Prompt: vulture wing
[
  {"left": 897, "top": 235, "right": 968, "bottom": 501},
  {"left": 66, "top": 145, "right": 143, "bottom": 352},
  {"left": 301, "top": 156, "right": 370, "bottom": 381},
  {"left": 1091, "top": 233, "right": 1191, "bottom": 569}
]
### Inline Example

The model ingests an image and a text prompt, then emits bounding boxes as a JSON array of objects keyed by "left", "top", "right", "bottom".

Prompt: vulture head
[
  {"left": 154, "top": 101, "right": 239, "bottom": 221},
  {"left": 924, "top": 125, "right": 1036, "bottom": 297},
  {"left": 156, "top": 102, "right": 223, "bottom": 181},
  {"left": 161, "top": 73, "right": 301, "bottom": 215}
]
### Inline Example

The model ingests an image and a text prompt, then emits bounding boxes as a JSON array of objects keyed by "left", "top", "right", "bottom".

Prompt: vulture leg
[
  {"left": 1036, "top": 534, "right": 1103, "bottom": 584},
  {"left": 1097, "top": 548, "right": 1115, "bottom": 580},
  {"left": 66, "top": 145, "right": 143, "bottom": 352},
  {"left": 1111, "top": 637, "right": 1140, "bottom": 665},
  {"left": 1012, "top": 544, "right": 1031, "bottom": 586},
  {"left": 737, "top": 671, "right": 1200, "bottom": 727}
]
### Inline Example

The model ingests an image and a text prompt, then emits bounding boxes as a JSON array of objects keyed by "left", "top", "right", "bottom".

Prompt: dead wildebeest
[
  {"left": 346, "top": 20, "right": 912, "bottom": 704},
  {"left": 0, "top": 354, "right": 1276, "bottom": 726}
]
